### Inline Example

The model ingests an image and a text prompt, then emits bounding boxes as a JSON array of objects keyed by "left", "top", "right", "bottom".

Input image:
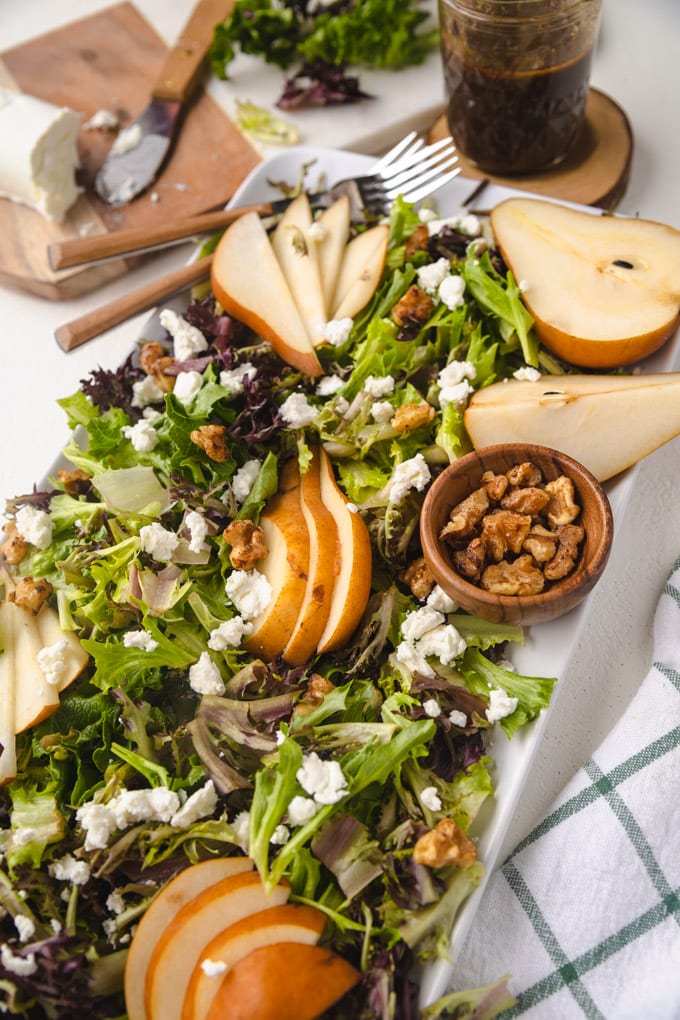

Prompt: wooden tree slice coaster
[{"left": 428, "top": 88, "right": 633, "bottom": 211}]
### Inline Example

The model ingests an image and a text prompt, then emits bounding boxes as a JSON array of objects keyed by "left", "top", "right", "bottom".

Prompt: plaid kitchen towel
[{"left": 448, "top": 555, "right": 680, "bottom": 1019}]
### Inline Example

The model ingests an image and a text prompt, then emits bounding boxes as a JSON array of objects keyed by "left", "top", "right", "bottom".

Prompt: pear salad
[{"left": 5, "top": 188, "right": 673, "bottom": 1019}]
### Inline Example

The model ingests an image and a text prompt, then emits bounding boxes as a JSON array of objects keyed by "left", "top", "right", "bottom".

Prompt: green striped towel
[{"left": 447, "top": 555, "right": 680, "bottom": 1018}]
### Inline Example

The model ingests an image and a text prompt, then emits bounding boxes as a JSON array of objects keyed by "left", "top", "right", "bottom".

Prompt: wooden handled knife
[{"left": 95, "top": 0, "right": 233, "bottom": 206}]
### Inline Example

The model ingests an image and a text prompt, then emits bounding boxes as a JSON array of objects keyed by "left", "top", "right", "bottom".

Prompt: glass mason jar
[{"left": 439, "top": 0, "right": 603, "bottom": 175}]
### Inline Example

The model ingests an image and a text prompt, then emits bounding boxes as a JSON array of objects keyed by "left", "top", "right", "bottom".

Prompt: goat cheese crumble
[
  {"left": 389, "top": 454, "right": 431, "bottom": 504},
  {"left": 297, "top": 751, "right": 348, "bottom": 805},
  {"left": 486, "top": 688, "right": 519, "bottom": 723},
  {"left": 37, "top": 639, "right": 69, "bottom": 686},
  {"left": 15, "top": 505, "right": 53, "bottom": 550},
  {"left": 139, "top": 522, "right": 179, "bottom": 562},
  {"left": 189, "top": 652, "right": 225, "bottom": 696},
  {"left": 159, "top": 308, "right": 208, "bottom": 362},
  {"left": 122, "top": 418, "right": 159, "bottom": 452},
  {"left": 225, "top": 569, "right": 272, "bottom": 620},
  {"left": 123, "top": 629, "right": 158, "bottom": 652},
  {"left": 279, "top": 392, "right": 318, "bottom": 428}
]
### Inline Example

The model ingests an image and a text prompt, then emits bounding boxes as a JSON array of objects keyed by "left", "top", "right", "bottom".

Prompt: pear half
[
  {"left": 490, "top": 197, "right": 680, "bottom": 368},
  {"left": 464, "top": 372, "right": 680, "bottom": 481}
]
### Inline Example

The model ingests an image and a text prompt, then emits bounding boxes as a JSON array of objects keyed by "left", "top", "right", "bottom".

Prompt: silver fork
[
  {"left": 314, "top": 130, "right": 460, "bottom": 221},
  {"left": 49, "top": 132, "right": 460, "bottom": 271}
]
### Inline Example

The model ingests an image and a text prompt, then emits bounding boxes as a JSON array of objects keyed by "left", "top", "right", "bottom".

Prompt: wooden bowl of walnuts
[{"left": 420, "top": 443, "right": 614, "bottom": 626}]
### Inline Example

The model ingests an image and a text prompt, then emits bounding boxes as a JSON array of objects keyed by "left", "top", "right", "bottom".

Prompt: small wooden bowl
[{"left": 420, "top": 443, "right": 613, "bottom": 626}]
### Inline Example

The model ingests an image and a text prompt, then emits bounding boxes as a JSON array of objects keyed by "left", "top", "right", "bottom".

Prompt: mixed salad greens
[
  {"left": 210, "top": 0, "right": 439, "bottom": 108},
  {"left": 0, "top": 192, "right": 562, "bottom": 1018}
]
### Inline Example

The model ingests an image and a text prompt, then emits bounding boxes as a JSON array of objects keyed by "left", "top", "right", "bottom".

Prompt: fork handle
[
  {"left": 48, "top": 202, "right": 273, "bottom": 270},
  {"left": 152, "top": 0, "right": 235, "bottom": 104},
  {"left": 54, "top": 255, "right": 214, "bottom": 352}
]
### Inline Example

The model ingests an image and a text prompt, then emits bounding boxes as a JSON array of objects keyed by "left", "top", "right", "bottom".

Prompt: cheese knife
[{"left": 95, "top": 0, "right": 233, "bottom": 206}]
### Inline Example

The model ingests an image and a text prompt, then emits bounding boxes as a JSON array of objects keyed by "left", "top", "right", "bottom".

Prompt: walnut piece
[
  {"left": 56, "top": 468, "right": 91, "bottom": 496},
  {"left": 453, "top": 537, "right": 487, "bottom": 580},
  {"left": 140, "top": 342, "right": 170, "bottom": 374},
  {"left": 390, "top": 402, "right": 436, "bottom": 433},
  {"left": 545, "top": 476, "right": 580, "bottom": 527},
  {"left": 500, "top": 486, "right": 551, "bottom": 516},
  {"left": 523, "top": 525, "right": 558, "bottom": 564},
  {"left": 544, "top": 523, "right": 585, "bottom": 581},
  {"left": 440, "top": 487, "right": 489, "bottom": 542},
  {"left": 222, "top": 519, "right": 267, "bottom": 570},
  {"left": 1, "top": 523, "right": 26, "bottom": 565},
  {"left": 481, "top": 510, "right": 532, "bottom": 561},
  {"left": 8, "top": 576, "right": 53, "bottom": 615},
  {"left": 506, "top": 461, "right": 542, "bottom": 487},
  {"left": 404, "top": 224, "right": 430, "bottom": 259},
  {"left": 391, "top": 284, "right": 435, "bottom": 326},
  {"left": 481, "top": 470, "right": 508, "bottom": 502},
  {"left": 402, "top": 557, "right": 436, "bottom": 601},
  {"left": 413, "top": 818, "right": 477, "bottom": 869},
  {"left": 190, "top": 425, "right": 230, "bottom": 463},
  {"left": 481, "top": 554, "right": 545, "bottom": 596}
]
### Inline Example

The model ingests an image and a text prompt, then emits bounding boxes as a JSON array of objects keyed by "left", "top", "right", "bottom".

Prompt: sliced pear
[
  {"left": 316, "top": 448, "right": 372, "bottom": 654},
  {"left": 211, "top": 211, "right": 322, "bottom": 377},
  {"left": 464, "top": 372, "right": 680, "bottom": 481},
  {"left": 145, "top": 871, "right": 290, "bottom": 1020},
  {"left": 283, "top": 447, "right": 338, "bottom": 666},
  {"left": 34, "top": 606, "right": 89, "bottom": 695},
  {"left": 271, "top": 193, "right": 328, "bottom": 346},
  {"left": 0, "top": 600, "right": 18, "bottom": 784},
  {"left": 243, "top": 458, "right": 311, "bottom": 662},
  {"left": 331, "top": 224, "right": 389, "bottom": 321},
  {"left": 182, "top": 903, "right": 326, "bottom": 1020},
  {"left": 204, "top": 942, "right": 360, "bottom": 1020},
  {"left": 125, "top": 857, "right": 253, "bottom": 1020},
  {"left": 490, "top": 197, "right": 680, "bottom": 368},
  {"left": 316, "top": 196, "right": 351, "bottom": 310}
]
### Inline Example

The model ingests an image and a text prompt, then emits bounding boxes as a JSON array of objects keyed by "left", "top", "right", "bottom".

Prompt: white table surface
[{"left": 2, "top": 0, "right": 680, "bottom": 865}]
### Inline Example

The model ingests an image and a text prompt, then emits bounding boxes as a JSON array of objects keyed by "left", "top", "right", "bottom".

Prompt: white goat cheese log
[{"left": 0, "top": 86, "right": 82, "bottom": 222}]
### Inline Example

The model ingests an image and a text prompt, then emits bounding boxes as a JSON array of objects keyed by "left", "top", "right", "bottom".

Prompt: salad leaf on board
[{"left": 210, "top": 0, "right": 440, "bottom": 108}]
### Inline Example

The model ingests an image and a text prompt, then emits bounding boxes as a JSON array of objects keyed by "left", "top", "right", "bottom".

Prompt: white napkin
[{"left": 446, "top": 555, "right": 680, "bottom": 1019}]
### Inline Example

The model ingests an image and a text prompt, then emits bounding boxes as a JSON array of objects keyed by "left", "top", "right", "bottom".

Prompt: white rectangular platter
[{"left": 137, "top": 145, "right": 680, "bottom": 1004}]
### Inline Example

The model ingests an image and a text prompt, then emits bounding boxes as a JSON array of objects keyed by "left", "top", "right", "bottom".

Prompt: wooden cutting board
[{"left": 0, "top": 2, "right": 261, "bottom": 300}]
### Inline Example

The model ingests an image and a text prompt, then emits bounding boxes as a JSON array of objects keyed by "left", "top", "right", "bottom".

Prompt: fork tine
[
  {"left": 399, "top": 164, "right": 463, "bottom": 205},
  {"left": 387, "top": 155, "right": 460, "bottom": 200},
  {"left": 369, "top": 131, "right": 420, "bottom": 174},
  {"left": 382, "top": 144, "right": 459, "bottom": 191},
  {"left": 379, "top": 138, "right": 457, "bottom": 181}
]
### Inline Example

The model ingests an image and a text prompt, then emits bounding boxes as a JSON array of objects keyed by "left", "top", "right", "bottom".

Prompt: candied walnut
[
  {"left": 545, "top": 476, "right": 580, "bottom": 527},
  {"left": 390, "top": 402, "right": 436, "bottom": 433},
  {"left": 404, "top": 223, "right": 430, "bottom": 259},
  {"left": 523, "top": 524, "right": 558, "bottom": 564},
  {"left": 190, "top": 425, "right": 230, "bottom": 463},
  {"left": 222, "top": 519, "right": 267, "bottom": 570},
  {"left": 402, "top": 557, "right": 436, "bottom": 601},
  {"left": 453, "top": 537, "right": 487, "bottom": 580},
  {"left": 440, "top": 487, "right": 489, "bottom": 542},
  {"left": 391, "top": 284, "right": 435, "bottom": 327},
  {"left": 506, "top": 461, "right": 543, "bottom": 487},
  {"left": 544, "top": 523, "right": 585, "bottom": 581},
  {"left": 295, "top": 674, "right": 336, "bottom": 718},
  {"left": 8, "top": 576, "right": 53, "bottom": 615},
  {"left": 413, "top": 818, "right": 477, "bottom": 869},
  {"left": 1, "top": 523, "right": 26, "bottom": 565},
  {"left": 481, "top": 510, "right": 532, "bottom": 561},
  {"left": 480, "top": 554, "right": 545, "bottom": 596},
  {"left": 56, "top": 468, "right": 91, "bottom": 496},
  {"left": 481, "top": 470, "right": 508, "bottom": 503},
  {"left": 139, "top": 342, "right": 170, "bottom": 374},
  {"left": 501, "top": 486, "right": 551, "bottom": 516},
  {"left": 150, "top": 357, "right": 176, "bottom": 393}
]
